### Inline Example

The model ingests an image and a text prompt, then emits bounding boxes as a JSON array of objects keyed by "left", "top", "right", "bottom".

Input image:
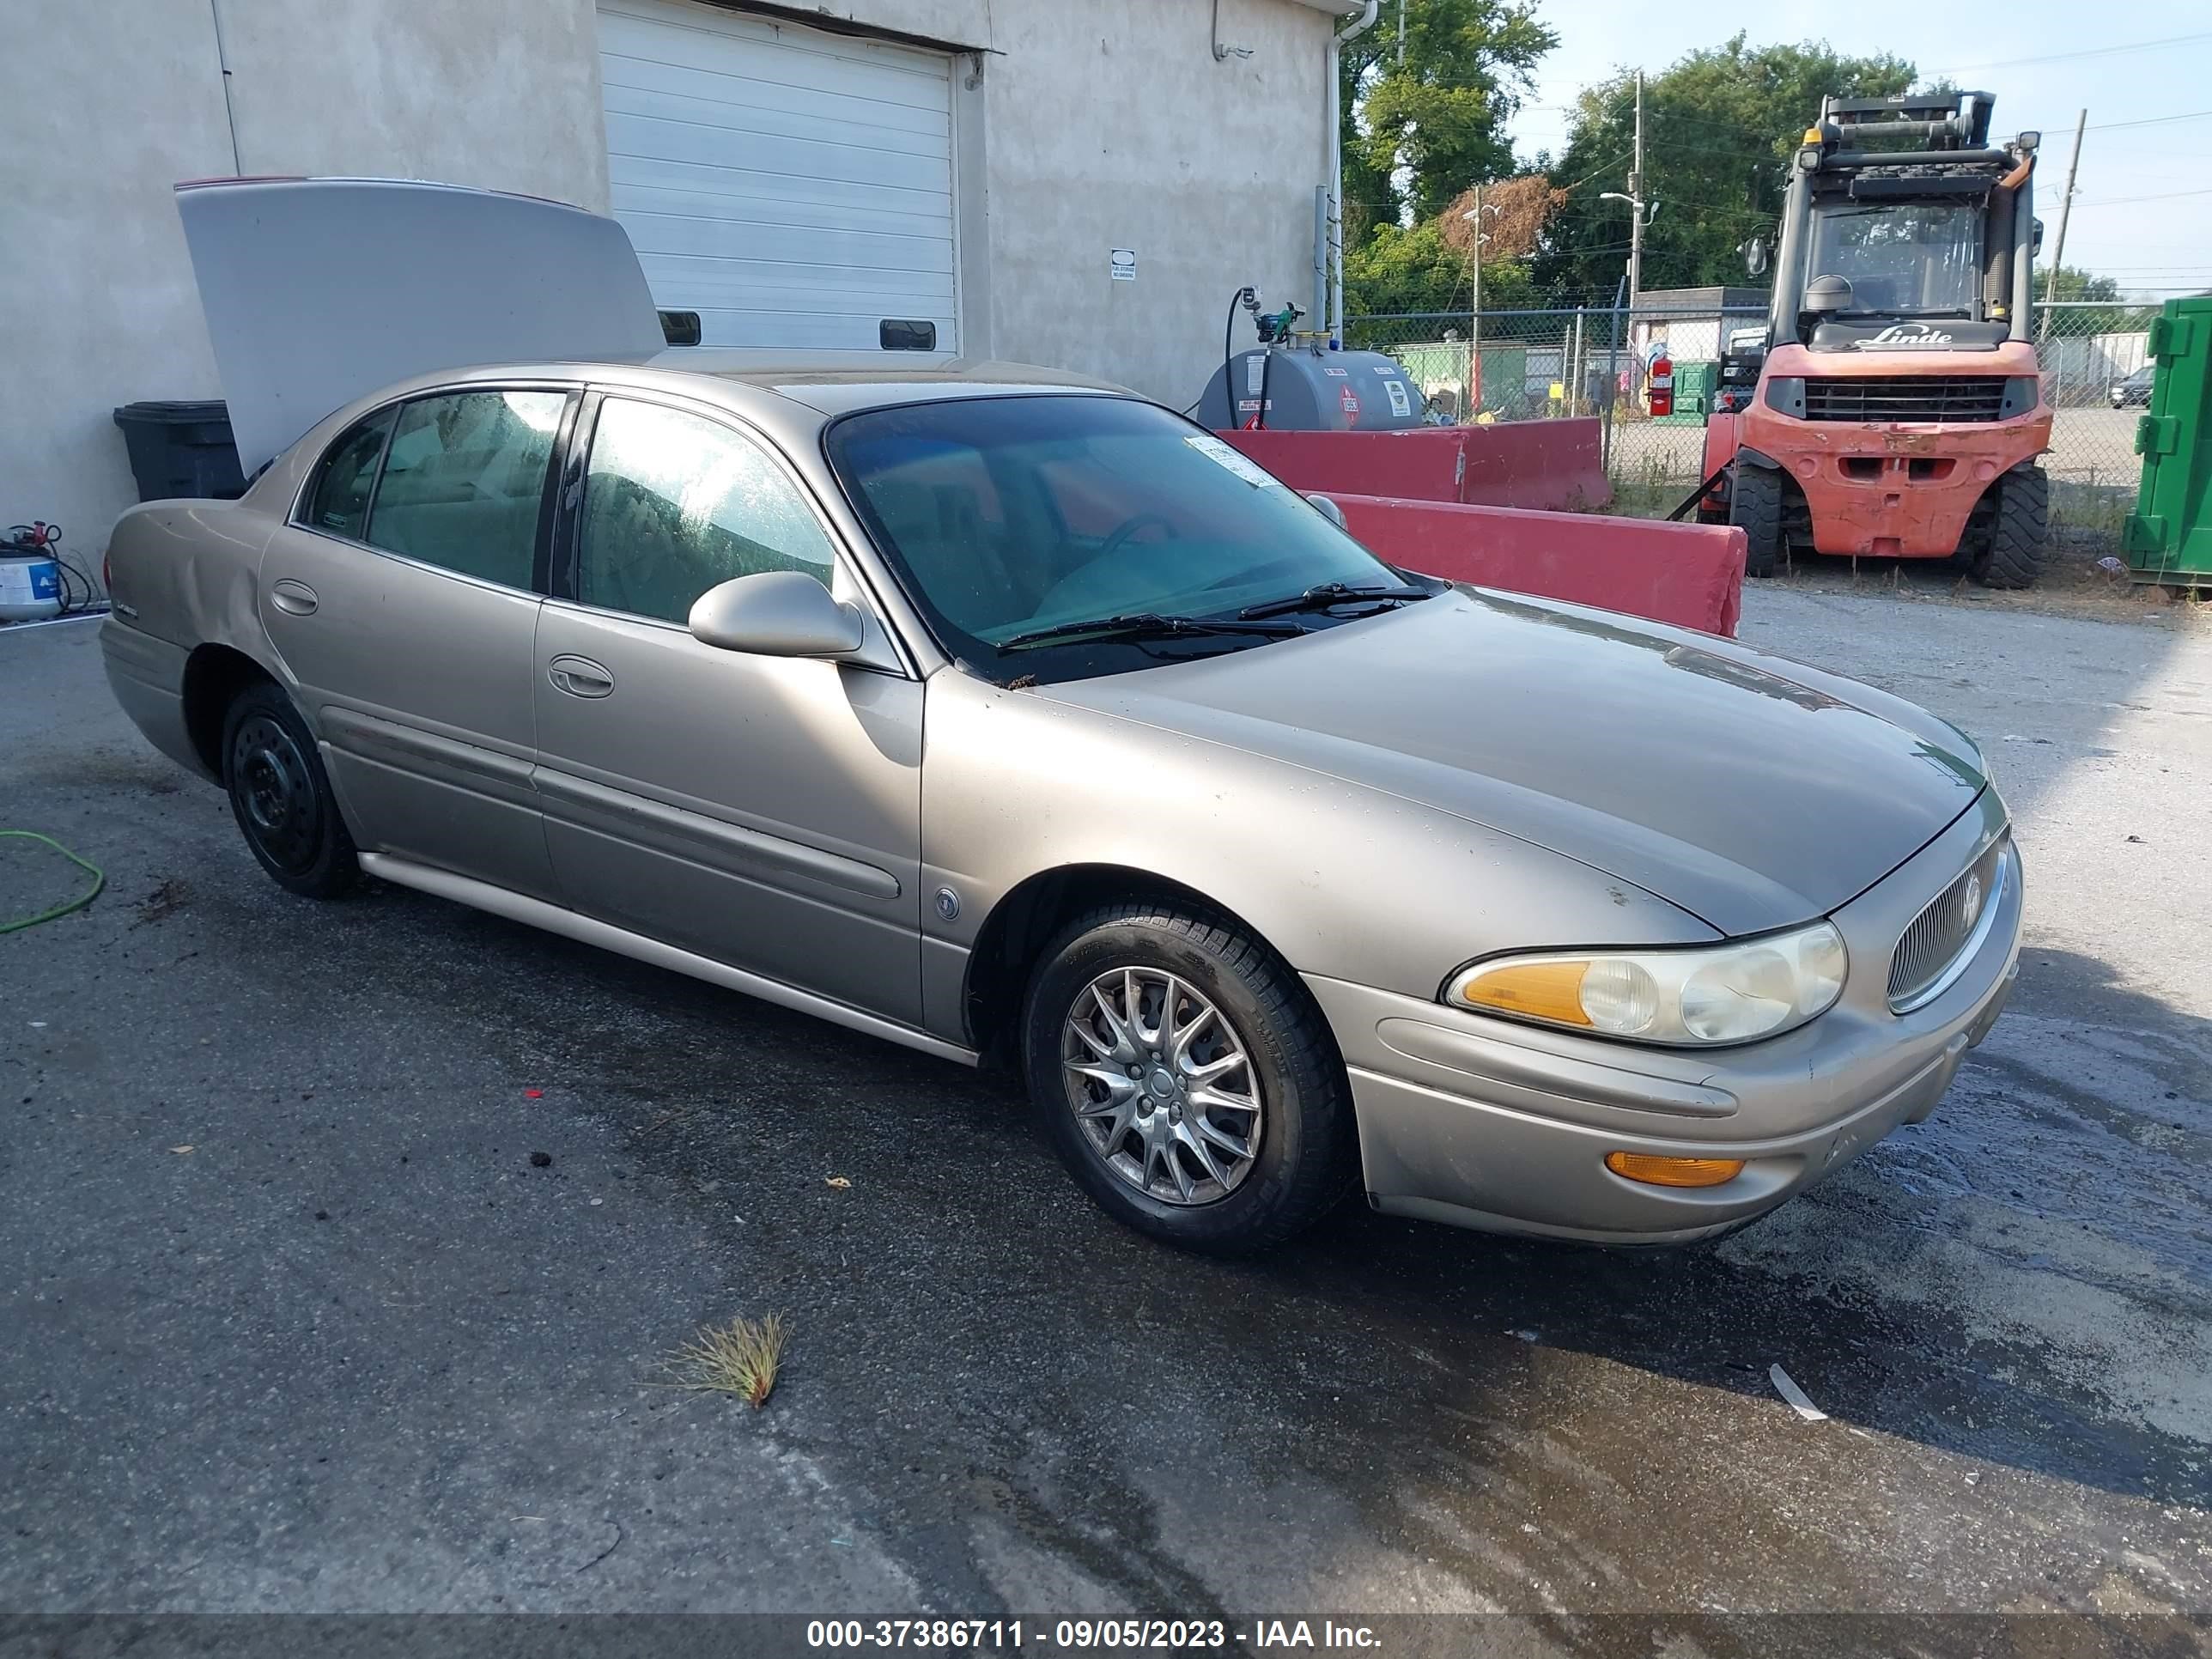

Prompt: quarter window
[
  {"left": 363, "top": 391, "right": 566, "bottom": 589},
  {"left": 576, "top": 398, "right": 835, "bottom": 626},
  {"left": 302, "top": 409, "right": 394, "bottom": 540}
]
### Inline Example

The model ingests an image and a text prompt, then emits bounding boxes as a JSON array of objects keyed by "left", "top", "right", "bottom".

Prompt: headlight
[{"left": 1446, "top": 921, "right": 1848, "bottom": 1047}]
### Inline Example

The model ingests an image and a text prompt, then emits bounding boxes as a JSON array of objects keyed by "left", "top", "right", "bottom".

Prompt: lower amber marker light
[{"left": 1604, "top": 1152, "right": 1746, "bottom": 1188}]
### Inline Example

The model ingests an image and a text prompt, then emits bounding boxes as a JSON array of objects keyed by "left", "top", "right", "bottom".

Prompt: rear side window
[
  {"left": 303, "top": 410, "right": 394, "bottom": 539},
  {"left": 363, "top": 391, "right": 566, "bottom": 589},
  {"left": 575, "top": 398, "right": 835, "bottom": 625}
]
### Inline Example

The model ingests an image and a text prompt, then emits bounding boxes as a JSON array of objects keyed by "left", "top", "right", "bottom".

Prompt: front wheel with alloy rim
[
  {"left": 221, "top": 680, "right": 359, "bottom": 898},
  {"left": 1023, "top": 902, "right": 1355, "bottom": 1254}
]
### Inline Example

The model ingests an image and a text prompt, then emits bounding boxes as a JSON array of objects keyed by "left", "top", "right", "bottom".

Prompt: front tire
[
  {"left": 1727, "top": 462, "right": 1786, "bottom": 577},
  {"left": 1022, "top": 902, "right": 1355, "bottom": 1255},
  {"left": 222, "top": 680, "right": 358, "bottom": 899},
  {"left": 1972, "top": 465, "right": 2047, "bottom": 590}
]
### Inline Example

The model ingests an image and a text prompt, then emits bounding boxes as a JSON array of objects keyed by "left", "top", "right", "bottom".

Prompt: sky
[{"left": 1498, "top": 0, "right": 2212, "bottom": 296}]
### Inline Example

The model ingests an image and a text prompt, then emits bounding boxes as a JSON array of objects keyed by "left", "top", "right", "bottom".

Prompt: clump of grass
[{"left": 668, "top": 1313, "right": 788, "bottom": 1408}]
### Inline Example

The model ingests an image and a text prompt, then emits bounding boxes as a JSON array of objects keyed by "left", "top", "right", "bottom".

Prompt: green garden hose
[{"left": 0, "top": 831, "right": 106, "bottom": 933}]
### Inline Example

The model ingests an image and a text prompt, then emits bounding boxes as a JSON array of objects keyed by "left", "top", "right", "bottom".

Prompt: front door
[
  {"left": 531, "top": 392, "right": 924, "bottom": 1025},
  {"left": 258, "top": 386, "right": 571, "bottom": 898}
]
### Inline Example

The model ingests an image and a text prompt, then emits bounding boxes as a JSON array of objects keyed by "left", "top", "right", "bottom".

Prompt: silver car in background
[{"left": 99, "top": 181, "right": 2021, "bottom": 1254}]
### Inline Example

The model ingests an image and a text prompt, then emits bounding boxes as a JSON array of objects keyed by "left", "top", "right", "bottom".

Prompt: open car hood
[{"left": 175, "top": 178, "right": 665, "bottom": 477}]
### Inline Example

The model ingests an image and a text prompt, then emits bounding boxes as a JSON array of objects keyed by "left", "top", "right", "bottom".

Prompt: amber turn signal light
[{"left": 1603, "top": 1152, "right": 1746, "bottom": 1188}]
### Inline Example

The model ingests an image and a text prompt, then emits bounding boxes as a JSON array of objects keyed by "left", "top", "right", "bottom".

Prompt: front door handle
[
  {"left": 547, "top": 654, "right": 615, "bottom": 698},
  {"left": 269, "top": 579, "right": 319, "bottom": 616}
]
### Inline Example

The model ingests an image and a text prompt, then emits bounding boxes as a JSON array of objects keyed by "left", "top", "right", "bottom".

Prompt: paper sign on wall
[{"left": 1109, "top": 249, "right": 1137, "bottom": 282}]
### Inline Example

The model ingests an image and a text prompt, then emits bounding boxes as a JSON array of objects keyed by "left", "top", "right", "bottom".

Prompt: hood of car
[
  {"left": 1040, "top": 588, "right": 1987, "bottom": 936},
  {"left": 175, "top": 179, "right": 665, "bottom": 477}
]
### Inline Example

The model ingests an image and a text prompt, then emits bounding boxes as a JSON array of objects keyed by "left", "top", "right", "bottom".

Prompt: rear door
[
  {"left": 530, "top": 390, "right": 924, "bottom": 1024},
  {"left": 260, "top": 386, "right": 574, "bottom": 898}
]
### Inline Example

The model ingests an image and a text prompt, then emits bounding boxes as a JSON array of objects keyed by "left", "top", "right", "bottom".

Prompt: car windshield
[
  {"left": 1808, "top": 201, "right": 1983, "bottom": 318},
  {"left": 825, "top": 395, "right": 1406, "bottom": 679}
]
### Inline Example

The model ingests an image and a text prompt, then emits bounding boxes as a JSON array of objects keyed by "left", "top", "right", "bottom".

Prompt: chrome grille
[
  {"left": 1887, "top": 836, "right": 2010, "bottom": 1012},
  {"left": 1803, "top": 376, "right": 2008, "bottom": 423}
]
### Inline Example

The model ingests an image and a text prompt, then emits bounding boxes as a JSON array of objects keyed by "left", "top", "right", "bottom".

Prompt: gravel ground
[{"left": 2, "top": 594, "right": 2207, "bottom": 1642}]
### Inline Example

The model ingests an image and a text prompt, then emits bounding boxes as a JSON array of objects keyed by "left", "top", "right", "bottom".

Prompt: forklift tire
[
  {"left": 1728, "top": 464, "right": 1786, "bottom": 577},
  {"left": 1973, "top": 465, "right": 2047, "bottom": 590}
]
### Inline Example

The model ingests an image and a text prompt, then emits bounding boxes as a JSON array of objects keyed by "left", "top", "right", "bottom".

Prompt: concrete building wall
[
  {"left": 2, "top": 0, "right": 611, "bottom": 562},
  {"left": 978, "top": 0, "right": 1334, "bottom": 405},
  {"left": 4, "top": 0, "right": 1338, "bottom": 562}
]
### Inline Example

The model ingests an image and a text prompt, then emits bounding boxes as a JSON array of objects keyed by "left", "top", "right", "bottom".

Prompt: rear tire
[
  {"left": 1728, "top": 463, "right": 1786, "bottom": 577},
  {"left": 222, "top": 681, "right": 359, "bottom": 899},
  {"left": 1972, "top": 465, "right": 2047, "bottom": 590},
  {"left": 1022, "top": 902, "right": 1355, "bottom": 1255}
]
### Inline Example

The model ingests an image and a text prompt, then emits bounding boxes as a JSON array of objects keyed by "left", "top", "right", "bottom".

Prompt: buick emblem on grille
[{"left": 1960, "top": 872, "right": 1984, "bottom": 928}]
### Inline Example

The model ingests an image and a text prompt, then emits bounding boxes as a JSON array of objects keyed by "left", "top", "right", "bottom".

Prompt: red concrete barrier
[
  {"left": 1325, "top": 492, "right": 1747, "bottom": 637},
  {"left": 1218, "top": 421, "right": 1612, "bottom": 513}
]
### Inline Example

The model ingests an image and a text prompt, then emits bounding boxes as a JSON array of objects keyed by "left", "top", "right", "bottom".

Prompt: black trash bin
[{"left": 112, "top": 400, "right": 248, "bottom": 502}]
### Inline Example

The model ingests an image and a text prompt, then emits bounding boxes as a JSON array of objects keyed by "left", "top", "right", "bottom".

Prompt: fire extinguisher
[{"left": 1648, "top": 352, "right": 1674, "bottom": 418}]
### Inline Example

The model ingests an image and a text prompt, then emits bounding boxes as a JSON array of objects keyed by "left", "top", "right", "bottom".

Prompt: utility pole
[
  {"left": 1463, "top": 187, "right": 1485, "bottom": 416},
  {"left": 1628, "top": 70, "right": 1644, "bottom": 308},
  {"left": 2037, "top": 107, "right": 2087, "bottom": 347}
]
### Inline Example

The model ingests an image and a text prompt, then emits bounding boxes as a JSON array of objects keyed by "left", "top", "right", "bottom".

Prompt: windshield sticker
[{"left": 1185, "top": 433, "right": 1281, "bottom": 488}]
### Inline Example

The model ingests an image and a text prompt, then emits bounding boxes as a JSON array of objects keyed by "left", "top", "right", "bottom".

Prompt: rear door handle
[
  {"left": 547, "top": 654, "right": 615, "bottom": 698},
  {"left": 270, "top": 579, "right": 319, "bottom": 616}
]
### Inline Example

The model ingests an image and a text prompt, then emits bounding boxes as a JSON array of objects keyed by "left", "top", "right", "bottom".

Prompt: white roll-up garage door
[{"left": 597, "top": 0, "right": 958, "bottom": 351}]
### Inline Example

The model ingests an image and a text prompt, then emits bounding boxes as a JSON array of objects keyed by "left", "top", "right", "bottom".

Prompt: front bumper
[
  {"left": 1310, "top": 788, "right": 2021, "bottom": 1244},
  {"left": 1739, "top": 404, "right": 2052, "bottom": 559}
]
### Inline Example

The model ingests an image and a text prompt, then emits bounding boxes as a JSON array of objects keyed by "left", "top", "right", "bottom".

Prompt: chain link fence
[{"left": 1345, "top": 301, "right": 2153, "bottom": 537}]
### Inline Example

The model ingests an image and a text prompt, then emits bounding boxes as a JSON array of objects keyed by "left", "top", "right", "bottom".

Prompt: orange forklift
[{"left": 1689, "top": 92, "right": 2054, "bottom": 586}]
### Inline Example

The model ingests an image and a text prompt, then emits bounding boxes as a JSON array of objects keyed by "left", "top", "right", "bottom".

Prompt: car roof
[{"left": 655, "top": 352, "right": 1136, "bottom": 415}]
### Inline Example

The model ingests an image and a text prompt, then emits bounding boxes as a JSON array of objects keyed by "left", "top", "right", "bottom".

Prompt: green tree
[
  {"left": 1339, "top": 0, "right": 1558, "bottom": 243},
  {"left": 1344, "top": 220, "right": 1542, "bottom": 315},
  {"left": 1535, "top": 36, "right": 1916, "bottom": 296}
]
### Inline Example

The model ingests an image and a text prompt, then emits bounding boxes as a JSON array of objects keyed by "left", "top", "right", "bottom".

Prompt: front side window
[
  {"left": 301, "top": 409, "right": 394, "bottom": 540},
  {"left": 575, "top": 398, "right": 836, "bottom": 626},
  {"left": 827, "top": 395, "right": 1399, "bottom": 678},
  {"left": 363, "top": 390, "right": 566, "bottom": 588}
]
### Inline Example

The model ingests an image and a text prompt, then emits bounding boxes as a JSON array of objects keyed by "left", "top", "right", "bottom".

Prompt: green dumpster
[{"left": 2122, "top": 296, "right": 2212, "bottom": 586}]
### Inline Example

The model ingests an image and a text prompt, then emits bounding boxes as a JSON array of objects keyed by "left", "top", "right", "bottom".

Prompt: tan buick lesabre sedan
[{"left": 100, "top": 181, "right": 2020, "bottom": 1254}]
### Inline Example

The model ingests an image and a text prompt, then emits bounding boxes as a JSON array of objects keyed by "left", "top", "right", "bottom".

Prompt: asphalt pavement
[{"left": 2, "top": 591, "right": 2207, "bottom": 1639}]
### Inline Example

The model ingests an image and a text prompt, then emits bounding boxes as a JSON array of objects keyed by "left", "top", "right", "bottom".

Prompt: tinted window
[
  {"left": 576, "top": 398, "right": 835, "bottom": 625},
  {"left": 303, "top": 410, "right": 394, "bottom": 539},
  {"left": 826, "top": 396, "right": 1392, "bottom": 669},
  {"left": 364, "top": 391, "right": 565, "bottom": 588}
]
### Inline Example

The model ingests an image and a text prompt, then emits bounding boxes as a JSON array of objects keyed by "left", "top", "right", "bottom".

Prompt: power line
[
  {"left": 2073, "top": 185, "right": 2212, "bottom": 209},
  {"left": 2087, "top": 109, "right": 2212, "bottom": 132},
  {"left": 1934, "top": 29, "right": 2212, "bottom": 74}
]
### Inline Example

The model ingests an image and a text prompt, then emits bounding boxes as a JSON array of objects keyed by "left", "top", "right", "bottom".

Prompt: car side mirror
[
  {"left": 1304, "top": 492, "right": 1348, "bottom": 530},
  {"left": 689, "top": 570, "right": 866, "bottom": 658}
]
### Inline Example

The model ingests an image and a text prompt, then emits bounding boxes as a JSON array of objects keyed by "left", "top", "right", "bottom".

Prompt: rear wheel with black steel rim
[
  {"left": 1022, "top": 902, "right": 1355, "bottom": 1255},
  {"left": 222, "top": 680, "right": 358, "bottom": 898},
  {"left": 1728, "top": 461, "right": 1787, "bottom": 577}
]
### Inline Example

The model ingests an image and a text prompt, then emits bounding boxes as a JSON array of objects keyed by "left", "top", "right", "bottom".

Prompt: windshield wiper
[
  {"left": 1237, "top": 581, "right": 1432, "bottom": 620},
  {"left": 997, "top": 612, "right": 1305, "bottom": 653}
]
